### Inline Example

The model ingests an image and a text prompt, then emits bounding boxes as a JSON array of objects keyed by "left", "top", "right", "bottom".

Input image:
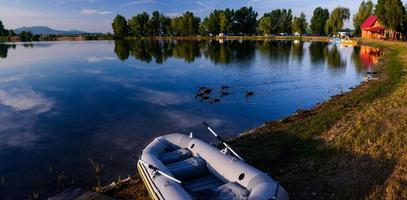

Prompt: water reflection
[
  {"left": 113, "top": 40, "right": 259, "bottom": 65},
  {"left": 309, "top": 42, "right": 329, "bottom": 64},
  {"left": 291, "top": 40, "right": 305, "bottom": 62},
  {"left": 257, "top": 40, "right": 292, "bottom": 63},
  {"left": 112, "top": 40, "right": 380, "bottom": 70},
  {"left": 202, "top": 40, "right": 255, "bottom": 64},
  {"left": 0, "top": 40, "right": 383, "bottom": 199},
  {"left": 114, "top": 40, "right": 130, "bottom": 61},
  {"left": 359, "top": 46, "right": 383, "bottom": 68},
  {"left": 324, "top": 45, "right": 347, "bottom": 68},
  {"left": 351, "top": 45, "right": 383, "bottom": 72},
  {"left": 0, "top": 44, "right": 16, "bottom": 58}
]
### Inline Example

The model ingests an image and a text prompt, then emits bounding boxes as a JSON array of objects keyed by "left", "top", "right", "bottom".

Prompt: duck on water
[{"left": 137, "top": 122, "right": 289, "bottom": 200}]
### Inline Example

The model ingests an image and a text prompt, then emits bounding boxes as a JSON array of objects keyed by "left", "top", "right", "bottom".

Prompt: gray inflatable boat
[{"left": 138, "top": 131, "right": 289, "bottom": 200}]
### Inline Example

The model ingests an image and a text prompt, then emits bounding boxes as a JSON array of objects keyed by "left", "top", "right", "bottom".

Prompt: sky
[{"left": 0, "top": 0, "right": 378, "bottom": 33}]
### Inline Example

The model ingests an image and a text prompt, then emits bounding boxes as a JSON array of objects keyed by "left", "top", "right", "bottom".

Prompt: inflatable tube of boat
[{"left": 138, "top": 133, "right": 289, "bottom": 200}]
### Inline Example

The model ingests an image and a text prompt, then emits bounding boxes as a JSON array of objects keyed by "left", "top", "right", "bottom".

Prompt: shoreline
[
  {"left": 228, "top": 38, "right": 407, "bottom": 199},
  {"left": 104, "top": 38, "right": 407, "bottom": 199},
  {"left": 1, "top": 35, "right": 330, "bottom": 43}
]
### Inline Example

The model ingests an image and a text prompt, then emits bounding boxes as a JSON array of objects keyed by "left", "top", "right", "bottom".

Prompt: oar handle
[
  {"left": 138, "top": 159, "right": 182, "bottom": 184},
  {"left": 202, "top": 121, "right": 245, "bottom": 161}
]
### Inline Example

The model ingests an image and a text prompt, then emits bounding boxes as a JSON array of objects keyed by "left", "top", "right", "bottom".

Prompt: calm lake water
[{"left": 0, "top": 40, "right": 380, "bottom": 199}]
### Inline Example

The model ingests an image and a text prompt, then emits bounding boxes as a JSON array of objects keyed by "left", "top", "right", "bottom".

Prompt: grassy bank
[
  {"left": 231, "top": 38, "right": 407, "bottom": 199},
  {"left": 107, "top": 38, "right": 407, "bottom": 200}
]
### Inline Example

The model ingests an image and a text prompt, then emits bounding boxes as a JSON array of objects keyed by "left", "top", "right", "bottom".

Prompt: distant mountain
[{"left": 14, "top": 26, "right": 88, "bottom": 35}]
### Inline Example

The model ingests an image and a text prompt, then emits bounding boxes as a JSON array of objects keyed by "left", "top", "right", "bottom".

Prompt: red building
[{"left": 361, "top": 16, "right": 385, "bottom": 39}]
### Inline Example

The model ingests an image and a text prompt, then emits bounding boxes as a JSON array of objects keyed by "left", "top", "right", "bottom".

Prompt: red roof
[{"left": 361, "top": 15, "right": 378, "bottom": 29}]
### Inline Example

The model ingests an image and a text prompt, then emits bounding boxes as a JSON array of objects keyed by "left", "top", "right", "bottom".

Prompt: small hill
[{"left": 14, "top": 26, "right": 88, "bottom": 35}]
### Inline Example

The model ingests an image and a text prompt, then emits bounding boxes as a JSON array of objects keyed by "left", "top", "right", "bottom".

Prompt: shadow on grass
[{"left": 231, "top": 131, "right": 395, "bottom": 200}]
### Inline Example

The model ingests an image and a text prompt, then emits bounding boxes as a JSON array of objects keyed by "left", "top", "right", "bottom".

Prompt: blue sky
[{"left": 0, "top": 0, "right": 377, "bottom": 33}]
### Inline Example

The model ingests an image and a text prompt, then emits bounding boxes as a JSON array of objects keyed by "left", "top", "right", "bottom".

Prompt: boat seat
[
  {"left": 160, "top": 148, "right": 192, "bottom": 164},
  {"left": 166, "top": 157, "right": 208, "bottom": 181},
  {"left": 214, "top": 182, "right": 250, "bottom": 200},
  {"left": 184, "top": 174, "right": 224, "bottom": 193}
]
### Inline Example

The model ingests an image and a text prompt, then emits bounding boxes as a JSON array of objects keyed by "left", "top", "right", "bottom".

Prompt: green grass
[{"left": 229, "top": 39, "right": 407, "bottom": 199}]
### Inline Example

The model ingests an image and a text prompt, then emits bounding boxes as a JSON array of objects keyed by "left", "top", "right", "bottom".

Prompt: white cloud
[
  {"left": 161, "top": 110, "right": 227, "bottom": 128},
  {"left": 135, "top": 88, "right": 191, "bottom": 106},
  {"left": 83, "top": 68, "right": 104, "bottom": 74},
  {"left": 165, "top": 12, "right": 182, "bottom": 17},
  {"left": 197, "top": 1, "right": 210, "bottom": 9},
  {"left": 121, "top": 0, "right": 155, "bottom": 7},
  {"left": 0, "top": 6, "right": 111, "bottom": 32},
  {"left": 0, "top": 6, "right": 49, "bottom": 28},
  {"left": 81, "top": 8, "right": 113, "bottom": 15},
  {"left": 0, "top": 87, "right": 55, "bottom": 148},
  {"left": 86, "top": 56, "right": 116, "bottom": 62},
  {"left": 55, "top": 0, "right": 96, "bottom": 5},
  {"left": 0, "top": 87, "right": 54, "bottom": 114}
]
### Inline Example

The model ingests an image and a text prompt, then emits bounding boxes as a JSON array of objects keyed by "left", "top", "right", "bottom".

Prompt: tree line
[
  {"left": 110, "top": 6, "right": 347, "bottom": 37},
  {"left": 0, "top": 20, "right": 15, "bottom": 37},
  {"left": 112, "top": 0, "right": 407, "bottom": 38}
]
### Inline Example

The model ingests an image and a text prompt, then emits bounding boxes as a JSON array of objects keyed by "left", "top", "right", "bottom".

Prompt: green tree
[
  {"left": 171, "top": 12, "right": 200, "bottom": 36},
  {"left": 128, "top": 12, "right": 150, "bottom": 36},
  {"left": 262, "top": 9, "right": 293, "bottom": 34},
  {"left": 279, "top": 9, "right": 293, "bottom": 34},
  {"left": 149, "top": 11, "right": 161, "bottom": 36},
  {"left": 353, "top": 1, "right": 375, "bottom": 36},
  {"left": 159, "top": 14, "right": 171, "bottom": 36},
  {"left": 8, "top": 30, "right": 16, "bottom": 36},
  {"left": 325, "top": 7, "right": 351, "bottom": 35},
  {"left": 20, "top": 31, "right": 33, "bottom": 41},
  {"left": 112, "top": 15, "right": 129, "bottom": 38},
  {"left": 183, "top": 12, "right": 201, "bottom": 35},
  {"left": 376, "top": 0, "right": 406, "bottom": 39},
  {"left": 310, "top": 7, "right": 330, "bottom": 35},
  {"left": 258, "top": 16, "right": 273, "bottom": 35},
  {"left": 0, "top": 20, "right": 6, "bottom": 36},
  {"left": 201, "top": 9, "right": 222, "bottom": 34},
  {"left": 220, "top": 9, "right": 234, "bottom": 34},
  {"left": 292, "top": 12, "right": 308, "bottom": 35},
  {"left": 233, "top": 7, "right": 258, "bottom": 35}
]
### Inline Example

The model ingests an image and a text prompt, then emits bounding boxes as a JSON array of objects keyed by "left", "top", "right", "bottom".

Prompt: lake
[{"left": 0, "top": 40, "right": 381, "bottom": 199}]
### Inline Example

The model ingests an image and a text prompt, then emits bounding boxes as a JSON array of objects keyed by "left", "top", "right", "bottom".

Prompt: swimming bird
[
  {"left": 202, "top": 88, "right": 212, "bottom": 94},
  {"left": 198, "top": 86, "right": 207, "bottom": 91},
  {"left": 220, "top": 90, "right": 230, "bottom": 96},
  {"left": 245, "top": 91, "right": 254, "bottom": 97}
]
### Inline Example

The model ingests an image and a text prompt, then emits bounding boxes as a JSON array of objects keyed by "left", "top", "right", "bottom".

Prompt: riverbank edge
[
  {"left": 1, "top": 35, "right": 330, "bottom": 43},
  {"left": 104, "top": 38, "right": 406, "bottom": 199}
]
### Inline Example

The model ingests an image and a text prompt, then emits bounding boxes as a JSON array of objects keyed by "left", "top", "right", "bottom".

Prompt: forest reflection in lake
[
  {"left": 0, "top": 40, "right": 381, "bottom": 199},
  {"left": 111, "top": 39, "right": 379, "bottom": 69}
]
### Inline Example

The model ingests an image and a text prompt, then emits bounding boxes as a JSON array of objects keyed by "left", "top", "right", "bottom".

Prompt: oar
[
  {"left": 203, "top": 122, "right": 245, "bottom": 161},
  {"left": 138, "top": 159, "right": 182, "bottom": 184}
]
